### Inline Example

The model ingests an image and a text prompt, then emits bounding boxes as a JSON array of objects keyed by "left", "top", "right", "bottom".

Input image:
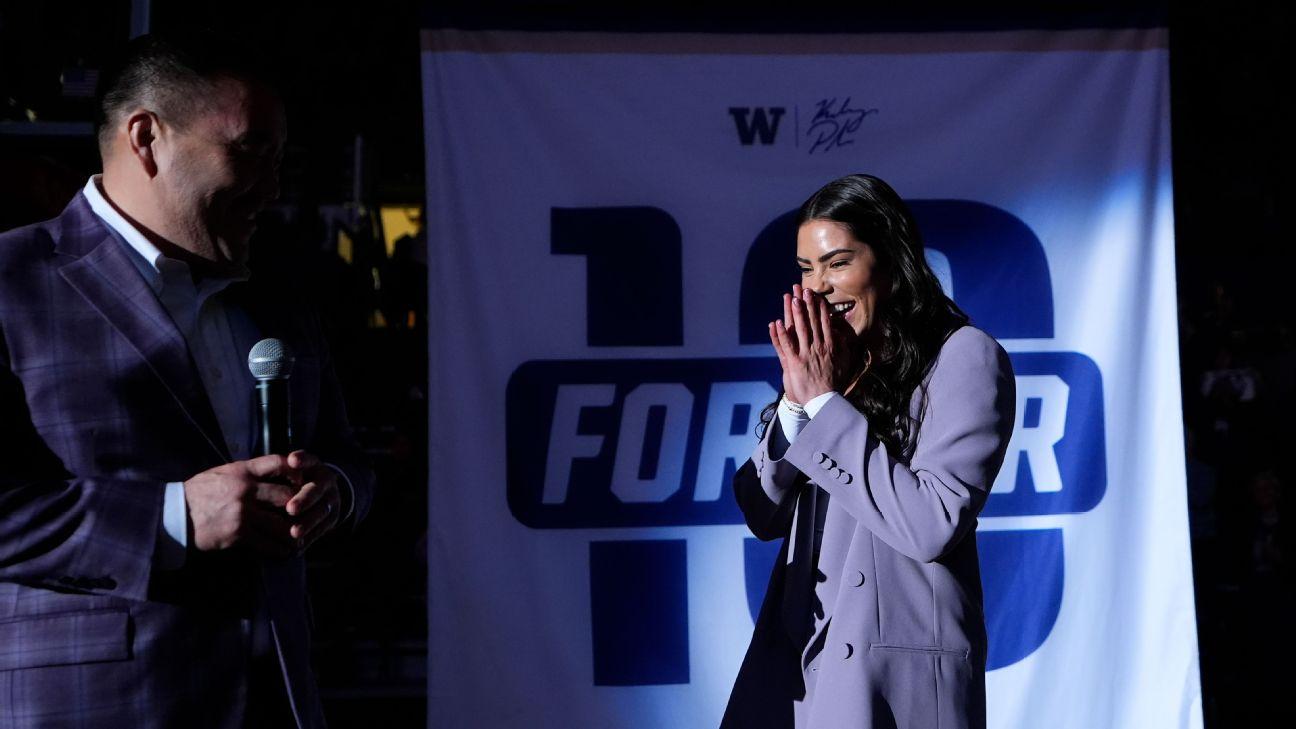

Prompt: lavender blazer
[
  {"left": 0, "top": 194, "right": 374, "bottom": 728},
  {"left": 723, "top": 326, "right": 1015, "bottom": 729}
]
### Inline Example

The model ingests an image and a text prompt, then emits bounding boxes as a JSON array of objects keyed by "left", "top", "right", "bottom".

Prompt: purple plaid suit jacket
[{"left": 0, "top": 194, "right": 374, "bottom": 728}]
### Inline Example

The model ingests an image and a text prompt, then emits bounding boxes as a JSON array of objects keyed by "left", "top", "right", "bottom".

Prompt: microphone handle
[{"left": 255, "top": 378, "right": 292, "bottom": 456}]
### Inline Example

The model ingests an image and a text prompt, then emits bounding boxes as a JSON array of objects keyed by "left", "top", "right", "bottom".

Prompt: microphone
[{"left": 247, "top": 338, "right": 295, "bottom": 456}]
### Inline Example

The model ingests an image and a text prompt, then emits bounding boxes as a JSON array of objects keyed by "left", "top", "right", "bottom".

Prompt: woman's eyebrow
[{"left": 796, "top": 248, "right": 855, "bottom": 264}]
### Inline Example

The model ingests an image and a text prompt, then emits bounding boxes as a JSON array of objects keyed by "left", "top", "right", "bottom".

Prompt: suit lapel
[
  {"left": 58, "top": 232, "right": 231, "bottom": 462},
  {"left": 228, "top": 281, "right": 323, "bottom": 456},
  {"left": 224, "top": 281, "right": 272, "bottom": 456}
]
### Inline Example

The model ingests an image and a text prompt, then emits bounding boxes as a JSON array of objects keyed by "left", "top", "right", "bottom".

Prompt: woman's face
[{"left": 796, "top": 219, "right": 882, "bottom": 338}]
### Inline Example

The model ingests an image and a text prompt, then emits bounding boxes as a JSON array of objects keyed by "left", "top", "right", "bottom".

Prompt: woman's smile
[{"left": 796, "top": 219, "right": 881, "bottom": 337}]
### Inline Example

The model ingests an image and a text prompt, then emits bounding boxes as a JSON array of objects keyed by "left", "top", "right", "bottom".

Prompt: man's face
[{"left": 158, "top": 76, "right": 285, "bottom": 266}]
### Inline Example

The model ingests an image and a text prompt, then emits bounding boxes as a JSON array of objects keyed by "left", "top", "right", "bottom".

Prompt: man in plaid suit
[{"left": 0, "top": 34, "right": 374, "bottom": 728}]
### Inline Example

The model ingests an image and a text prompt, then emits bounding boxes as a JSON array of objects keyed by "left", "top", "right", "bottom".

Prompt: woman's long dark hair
[{"left": 759, "top": 174, "right": 969, "bottom": 460}]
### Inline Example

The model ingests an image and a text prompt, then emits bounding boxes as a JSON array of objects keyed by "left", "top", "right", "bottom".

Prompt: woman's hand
[{"left": 769, "top": 284, "right": 845, "bottom": 405}]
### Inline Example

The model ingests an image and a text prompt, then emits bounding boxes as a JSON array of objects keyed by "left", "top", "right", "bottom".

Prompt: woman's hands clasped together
[{"left": 768, "top": 284, "right": 854, "bottom": 405}]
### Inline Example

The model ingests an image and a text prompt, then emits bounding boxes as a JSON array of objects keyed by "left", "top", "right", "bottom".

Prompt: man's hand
[
  {"left": 183, "top": 454, "right": 300, "bottom": 558},
  {"left": 283, "top": 450, "right": 344, "bottom": 553},
  {"left": 183, "top": 451, "right": 344, "bottom": 559}
]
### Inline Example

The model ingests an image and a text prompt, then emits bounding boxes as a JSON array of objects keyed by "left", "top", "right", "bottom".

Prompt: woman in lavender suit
[{"left": 722, "top": 175, "right": 1016, "bottom": 729}]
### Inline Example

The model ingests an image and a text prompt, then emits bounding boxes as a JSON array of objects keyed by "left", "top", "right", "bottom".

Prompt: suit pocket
[
  {"left": 0, "top": 609, "right": 130, "bottom": 671},
  {"left": 870, "top": 643, "right": 969, "bottom": 660}
]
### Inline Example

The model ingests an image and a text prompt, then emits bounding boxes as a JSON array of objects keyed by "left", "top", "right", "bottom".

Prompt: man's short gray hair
[{"left": 94, "top": 32, "right": 267, "bottom": 153}]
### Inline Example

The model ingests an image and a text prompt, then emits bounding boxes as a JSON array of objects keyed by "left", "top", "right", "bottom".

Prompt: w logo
[{"left": 728, "top": 107, "right": 785, "bottom": 145}]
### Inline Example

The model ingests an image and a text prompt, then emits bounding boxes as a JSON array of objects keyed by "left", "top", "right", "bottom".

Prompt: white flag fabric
[{"left": 422, "top": 27, "right": 1201, "bottom": 728}]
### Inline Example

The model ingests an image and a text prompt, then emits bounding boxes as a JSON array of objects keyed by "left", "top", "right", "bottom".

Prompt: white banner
[{"left": 422, "top": 28, "right": 1200, "bottom": 728}]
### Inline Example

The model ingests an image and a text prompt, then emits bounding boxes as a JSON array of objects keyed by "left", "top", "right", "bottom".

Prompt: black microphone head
[{"left": 248, "top": 338, "right": 295, "bottom": 381}]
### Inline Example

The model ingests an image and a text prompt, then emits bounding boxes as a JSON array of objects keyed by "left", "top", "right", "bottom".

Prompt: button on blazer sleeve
[{"left": 781, "top": 327, "right": 1015, "bottom": 563}]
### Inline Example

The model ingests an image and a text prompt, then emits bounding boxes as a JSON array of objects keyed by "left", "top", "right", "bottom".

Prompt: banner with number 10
[{"left": 422, "top": 27, "right": 1200, "bottom": 729}]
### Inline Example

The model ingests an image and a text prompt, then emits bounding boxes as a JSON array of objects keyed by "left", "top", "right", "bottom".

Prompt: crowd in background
[
  {"left": 250, "top": 207, "right": 429, "bottom": 723},
  {"left": 1180, "top": 280, "right": 1295, "bottom": 725}
]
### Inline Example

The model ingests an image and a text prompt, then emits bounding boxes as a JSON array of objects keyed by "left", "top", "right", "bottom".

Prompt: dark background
[{"left": 3, "top": 1, "right": 1292, "bottom": 726}]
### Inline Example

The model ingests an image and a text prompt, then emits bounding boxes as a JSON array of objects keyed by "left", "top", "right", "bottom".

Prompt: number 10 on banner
[{"left": 506, "top": 204, "right": 1106, "bottom": 684}]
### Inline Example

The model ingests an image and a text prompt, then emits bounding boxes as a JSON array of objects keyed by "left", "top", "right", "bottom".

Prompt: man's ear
[{"left": 124, "top": 110, "right": 161, "bottom": 178}]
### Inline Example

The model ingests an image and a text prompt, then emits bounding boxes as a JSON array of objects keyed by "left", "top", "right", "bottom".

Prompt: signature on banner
[
  {"left": 727, "top": 98, "right": 879, "bottom": 153},
  {"left": 806, "top": 97, "right": 878, "bottom": 153}
]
